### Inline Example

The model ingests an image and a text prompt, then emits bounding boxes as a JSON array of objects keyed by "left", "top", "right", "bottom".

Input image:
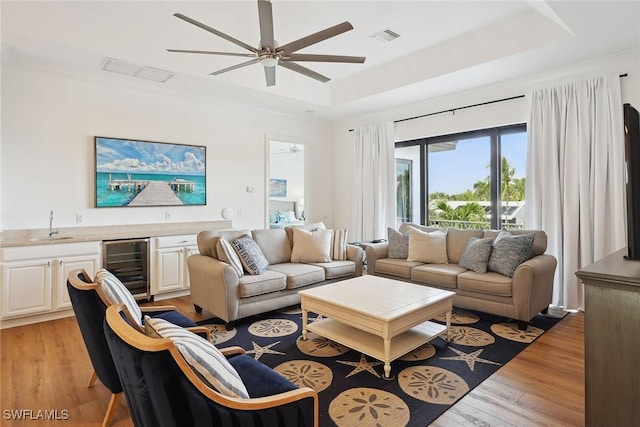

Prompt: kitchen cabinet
[
  {"left": 1, "top": 241, "right": 101, "bottom": 320},
  {"left": 153, "top": 234, "right": 198, "bottom": 295}
]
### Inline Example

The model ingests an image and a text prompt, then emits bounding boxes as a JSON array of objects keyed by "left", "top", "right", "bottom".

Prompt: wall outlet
[
  {"left": 165, "top": 212, "right": 171, "bottom": 220},
  {"left": 246, "top": 186, "right": 255, "bottom": 193},
  {"left": 75, "top": 214, "right": 83, "bottom": 224}
]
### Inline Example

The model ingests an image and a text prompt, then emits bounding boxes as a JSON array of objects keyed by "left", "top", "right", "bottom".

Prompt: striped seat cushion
[{"left": 145, "top": 316, "right": 249, "bottom": 399}]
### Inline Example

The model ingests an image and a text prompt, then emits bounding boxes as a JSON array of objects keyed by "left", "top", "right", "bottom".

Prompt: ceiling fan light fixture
[{"left": 260, "top": 57, "right": 278, "bottom": 67}]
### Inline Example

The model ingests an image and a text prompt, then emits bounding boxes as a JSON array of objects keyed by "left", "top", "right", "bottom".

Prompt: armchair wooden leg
[
  {"left": 101, "top": 392, "right": 122, "bottom": 427},
  {"left": 87, "top": 370, "right": 97, "bottom": 388}
]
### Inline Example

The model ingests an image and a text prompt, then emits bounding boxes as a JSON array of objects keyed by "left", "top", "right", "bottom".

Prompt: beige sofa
[
  {"left": 365, "top": 223, "right": 557, "bottom": 330},
  {"left": 187, "top": 224, "right": 363, "bottom": 326}
]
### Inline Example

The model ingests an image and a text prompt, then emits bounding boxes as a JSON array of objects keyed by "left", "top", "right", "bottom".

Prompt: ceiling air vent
[
  {"left": 100, "top": 58, "right": 173, "bottom": 83},
  {"left": 371, "top": 29, "right": 400, "bottom": 43}
]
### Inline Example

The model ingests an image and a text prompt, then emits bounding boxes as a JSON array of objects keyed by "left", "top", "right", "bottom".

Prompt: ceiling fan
[{"left": 167, "top": 0, "right": 366, "bottom": 87}]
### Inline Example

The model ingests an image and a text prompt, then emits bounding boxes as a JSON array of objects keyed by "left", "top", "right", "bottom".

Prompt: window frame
[{"left": 395, "top": 123, "right": 526, "bottom": 229}]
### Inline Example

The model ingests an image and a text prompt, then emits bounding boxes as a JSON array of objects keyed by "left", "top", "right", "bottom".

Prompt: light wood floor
[{"left": 1, "top": 297, "right": 584, "bottom": 426}]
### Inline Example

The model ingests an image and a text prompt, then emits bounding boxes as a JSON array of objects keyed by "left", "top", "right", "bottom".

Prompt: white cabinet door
[
  {"left": 153, "top": 234, "right": 197, "bottom": 295},
  {"left": 156, "top": 247, "right": 184, "bottom": 293},
  {"left": 1, "top": 259, "right": 52, "bottom": 318},
  {"left": 55, "top": 254, "right": 101, "bottom": 311}
]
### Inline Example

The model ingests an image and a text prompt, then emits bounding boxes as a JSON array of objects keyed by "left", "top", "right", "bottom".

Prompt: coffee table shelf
[{"left": 307, "top": 317, "right": 447, "bottom": 364}]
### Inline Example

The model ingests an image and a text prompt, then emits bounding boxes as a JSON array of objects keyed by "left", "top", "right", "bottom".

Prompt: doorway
[{"left": 268, "top": 140, "right": 306, "bottom": 228}]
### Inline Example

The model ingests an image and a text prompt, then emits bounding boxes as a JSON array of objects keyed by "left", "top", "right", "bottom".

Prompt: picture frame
[
  {"left": 94, "top": 136, "right": 206, "bottom": 207},
  {"left": 269, "top": 178, "right": 287, "bottom": 197}
]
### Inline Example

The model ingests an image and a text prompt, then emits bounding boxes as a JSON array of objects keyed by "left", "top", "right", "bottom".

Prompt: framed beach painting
[
  {"left": 94, "top": 136, "right": 206, "bottom": 207},
  {"left": 269, "top": 179, "right": 287, "bottom": 197}
]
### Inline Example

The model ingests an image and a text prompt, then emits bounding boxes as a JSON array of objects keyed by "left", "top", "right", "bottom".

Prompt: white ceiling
[{"left": 1, "top": 1, "right": 639, "bottom": 120}]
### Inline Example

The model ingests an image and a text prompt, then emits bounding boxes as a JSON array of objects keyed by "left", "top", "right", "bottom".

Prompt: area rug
[{"left": 198, "top": 308, "right": 563, "bottom": 427}]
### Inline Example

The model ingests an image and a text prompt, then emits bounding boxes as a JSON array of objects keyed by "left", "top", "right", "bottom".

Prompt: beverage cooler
[{"left": 102, "top": 238, "right": 150, "bottom": 300}]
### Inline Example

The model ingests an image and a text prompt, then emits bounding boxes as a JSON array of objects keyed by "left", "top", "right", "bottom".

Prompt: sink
[{"left": 29, "top": 236, "right": 74, "bottom": 242}]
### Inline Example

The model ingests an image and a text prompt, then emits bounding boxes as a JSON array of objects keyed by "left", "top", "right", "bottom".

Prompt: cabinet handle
[
  {"left": 59, "top": 260, "right": 63, "bottom": 266},
  {"left": 47, "top": 261, "right": 51, "bottom": 268},
  {"left": 179, "top": 240, "right": 188, "bottom": 244}
]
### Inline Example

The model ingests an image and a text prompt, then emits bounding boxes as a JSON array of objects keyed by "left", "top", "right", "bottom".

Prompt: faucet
[{"left": 49, "top": 210, "right": 59, "bottom": 237}]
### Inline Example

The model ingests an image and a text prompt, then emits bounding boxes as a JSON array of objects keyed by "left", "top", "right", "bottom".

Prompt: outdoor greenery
[{"left": 429, "top": 157, "right": 525, "bottom": 225}]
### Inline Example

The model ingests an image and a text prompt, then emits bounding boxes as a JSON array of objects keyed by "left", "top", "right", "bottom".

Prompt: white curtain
[
  {"left": 352, "top": 122, "right": 395, "bottom": 241},
  {"left": 525, "top": 75, "right": 626, "bottom": 310}
]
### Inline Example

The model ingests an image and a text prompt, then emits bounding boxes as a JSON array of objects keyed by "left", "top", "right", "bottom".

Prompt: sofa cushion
[
  {"left": 197, "top": 229, "right": 251, "bottom": 259},
  {"left": 252, "top": 229, "right": 292, "bottom": 265},
  {"left": 144, "top": 316, "right": 249, "bottom": 399},
  {"left": 487, "top": 230, "right": 534, "bottom": 277},
  {"left": 284, "top": 222, "right": 326, "bottom": 245},
  {"left": 231, "top": 235, "right": 270, "bottom": 275},
  {"left": 95, "top": 269, "right": 143, "bottom": 327},
  {"left": 407, "top": 228, "right": 448, "bottom": 264},
  {"left": 375, "top": 258, "right": 424, "bottom": 279},
  {"left": 446, "top": 228, "right": 485, "bottom": 264},
  {"left": 290, "top": 228, "right": 332, "bottom": 263},
  {"left": 484, "top": 228, "right": 547, "bottom": 256},
  {"left": 228, "top": 354, "right": 297, "bottom": 398},
  {"left": 311, "top": 260, "right": 355, "bottom": 279},
  {"left": 387, "top": 227, "right": 409, "bottom": 259},
  {"left": 457, "top": 270, "right": 513, "bottom": 297},
  {"left": 410, "top": 264, "right": 466, "bottom": 289},
  {"left": 399, "top": 223, "right": 439, "bottom": 234},
  {"left": 458, "top": 237, "right": 494, "bottom": 273},
  {"left": 216, "top": 236, "right": 244, "bottom": 277},
  {"left": 238, "top": 270, "right": 287, "bottom": 298},
  {"left": 330, "top": 229, "right": 349, "bottom": 261},
  {"left": 267, "top": 263, "right": 325, "bottom": 290}
]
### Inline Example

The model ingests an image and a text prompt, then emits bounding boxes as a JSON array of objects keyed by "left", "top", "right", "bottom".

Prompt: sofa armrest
[
  {"left": 187, "top": 254, "right": 241, "bottom": 323},
  {"left": 363, "top": 242, "right": 389, "bottom": 276},
  {"left": 511, "top": 254, "right": 557, "bottom": 321},
  {"left": 346, "top": 244, "right": 364, "bottom": 276}
]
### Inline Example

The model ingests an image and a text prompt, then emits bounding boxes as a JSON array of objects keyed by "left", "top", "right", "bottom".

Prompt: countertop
[{"left": 0, "top": 220, "right": 232, "bottom": 247}]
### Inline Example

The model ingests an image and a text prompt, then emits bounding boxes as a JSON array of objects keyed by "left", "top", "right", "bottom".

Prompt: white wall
[
  {"left": 332, "top": 51, "right": 640, "bottom": 235},
  {"left": 0, "top": 59, "right": 334, "bottom": 232}
]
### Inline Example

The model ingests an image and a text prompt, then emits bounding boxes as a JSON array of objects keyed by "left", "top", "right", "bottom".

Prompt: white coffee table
[{"left": 298, "top": 275, "right": 455, "bottom": 379}]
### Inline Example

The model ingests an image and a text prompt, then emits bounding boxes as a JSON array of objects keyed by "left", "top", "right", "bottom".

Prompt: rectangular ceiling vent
[
  {"left": 100, "top": 58, "right": 173, "bottom": 83},
  {"left": 371, "top": 29, "right": 401, "bottom": 43}
]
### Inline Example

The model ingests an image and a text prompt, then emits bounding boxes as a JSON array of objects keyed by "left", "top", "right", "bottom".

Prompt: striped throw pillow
[
  {"left": 216, "top": 236, "right": 244, "bottom": 277},
  {"left": 145, "top": 316, "right": 249, "bottom": 399},
  {"left": 331, "top": 229, "right": 349, "bottom": 261},
  {"left": 95, "top": 269, "right": 142, "bottom": 326}
]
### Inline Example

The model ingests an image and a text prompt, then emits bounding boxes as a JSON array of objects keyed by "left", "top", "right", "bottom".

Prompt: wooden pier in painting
[{"left": 127, "top": 181, "right": 183, "bottom": 206}]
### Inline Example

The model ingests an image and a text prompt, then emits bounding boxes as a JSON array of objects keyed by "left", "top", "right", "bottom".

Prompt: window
[{"left": 395, "top": 124, "right": 527, "bottom": 230}]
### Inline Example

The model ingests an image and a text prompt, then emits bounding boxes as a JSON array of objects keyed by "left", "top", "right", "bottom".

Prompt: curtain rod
[{"left": 348, "top": 73, "right": 628, "bottom": 132}]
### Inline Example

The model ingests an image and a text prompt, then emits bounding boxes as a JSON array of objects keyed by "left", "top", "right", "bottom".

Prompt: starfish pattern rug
[{"left": 199, "top": 307, "right": 563, "bottom": 427}]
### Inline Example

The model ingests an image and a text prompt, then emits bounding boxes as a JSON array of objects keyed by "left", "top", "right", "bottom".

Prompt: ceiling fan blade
[
  {"left": 286, "top": 53, "right": 366, "bottom": 63},
  {"left": 167, "top": 49, "right": 256, "bottom": 58},
  {"left": 257, "top": 0, "right": 275, "bottom": 50},
  {"left": 210, "top": 58, "right": 261, "bottom": 75},
  {"left": 278, "top": 22, "right": 354, "bottom": 54},
  {"left": 264, "top": 66, "right": 276, "bottom": 87},
  {"left": 174, "top": 13, "right": 258, "bottom": 53},
  {"left": 278, "top": 61, "right": 330, "bottom": 83}
]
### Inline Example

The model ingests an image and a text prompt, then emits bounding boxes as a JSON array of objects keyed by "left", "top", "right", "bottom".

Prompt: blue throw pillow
[{"left": 228, "top": 354, "right": 297, "bottom": 398}]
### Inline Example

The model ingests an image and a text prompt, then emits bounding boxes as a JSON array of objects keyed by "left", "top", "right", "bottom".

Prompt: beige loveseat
[
  {"left": 187, "top": 223, "right": 363, "bottom": 326},
  {"left": 365, "top": 223, "right": 557, "bottom": 330}
]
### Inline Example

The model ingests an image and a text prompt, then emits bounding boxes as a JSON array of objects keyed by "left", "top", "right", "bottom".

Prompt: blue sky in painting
[{"left": 96, "top": 137, "right": 205, "bottom": 175}]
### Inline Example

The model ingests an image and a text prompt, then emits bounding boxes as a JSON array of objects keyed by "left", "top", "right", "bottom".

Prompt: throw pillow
[
  {"left": 387, "top": 227, "right": 409, "bottom": 259},
  {"left": 487, "top": 229, "right": 535, "bottom": 277},
  {"left": 290, "top": 227, "right": 332, "bottom": 263},
  {"left": 216, "top": 236, "right": 244, "bottom": 277},
  {"left": 230, "top": 235, "right": 269, "bottom": 275},
  {"left": 95, "top": 269, "right": 143, "bottom": 326},
  {"left": 407, "top": 228, "right": 448, "bottom": 264},
  {"left": 331, "top": 229, "right": 349, "bottom": 261},
  {"left": 144, "top": 316, "right": 249, "bottom": 399},
  {"left": 459, "top": 237, "right": 494, "bottom": 273},
  {"left": 275, "top": 211, "right": 288, "bottom": 223}
]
